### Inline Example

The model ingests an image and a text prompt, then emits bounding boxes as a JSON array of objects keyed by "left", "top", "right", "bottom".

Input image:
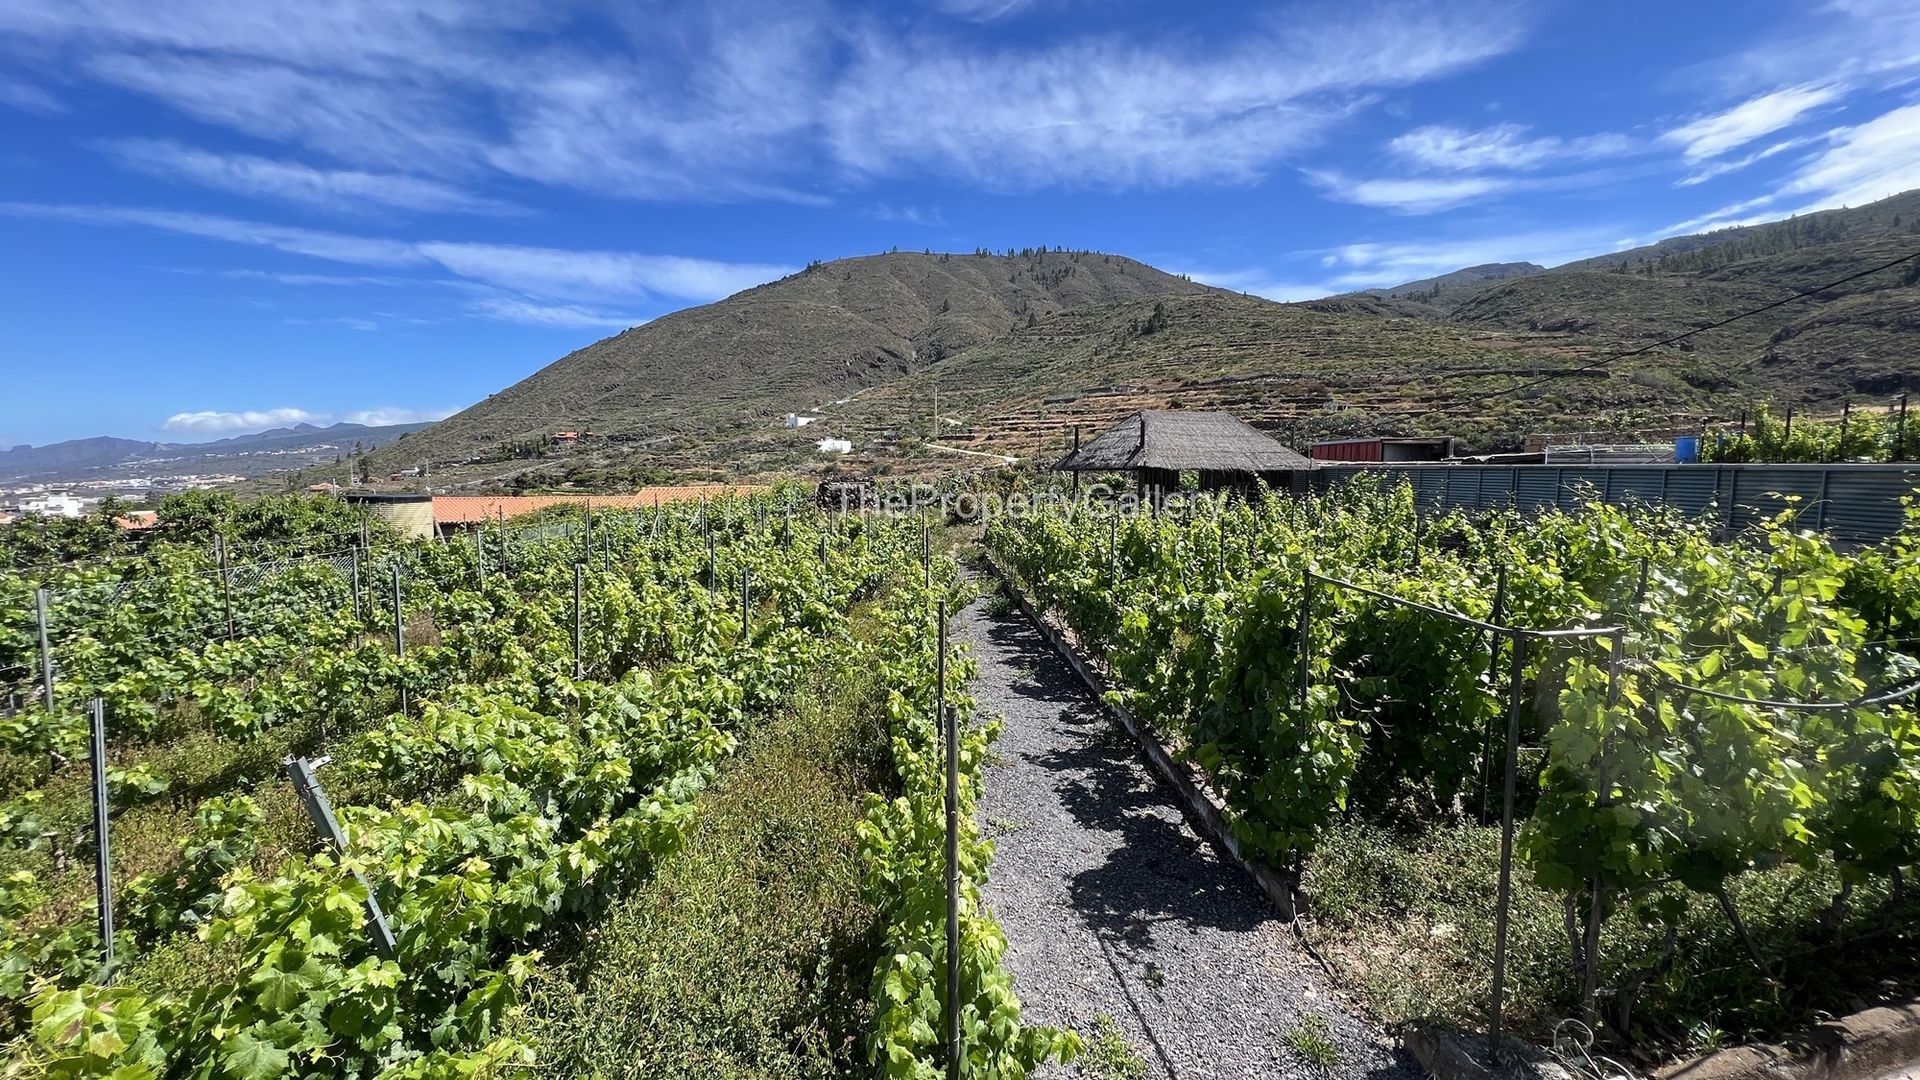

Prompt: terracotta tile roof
[
  {"left": 431, "top": 486, "right": 770, "bottom": 525},
  {"left": 113, "top": 510, "right": 159, "bottom": 530}
]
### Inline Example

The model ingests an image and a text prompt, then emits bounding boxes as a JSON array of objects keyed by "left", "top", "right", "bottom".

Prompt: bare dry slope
[{"left": 374, "top": 250, "right": 1208, "bottom": 468}]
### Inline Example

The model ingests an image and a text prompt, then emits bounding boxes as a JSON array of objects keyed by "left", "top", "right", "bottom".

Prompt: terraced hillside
[
  {"left": 364, "top": 249, "right": 1208, "bottom": 471},
  {"left": 818, "top": 291, "right": 1669, "bottom": 466},
  {"left": 332, "top": 192, "right": 1920, "bottom": 490}
]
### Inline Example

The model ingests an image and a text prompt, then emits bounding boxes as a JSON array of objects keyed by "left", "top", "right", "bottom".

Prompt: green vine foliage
[
  {"left": 859, "top": 572, "right": 1079, "bottom": 1078},
  {"left": 1703, "top": 402, "right": 1905, "bottom": 463},
  {"left": 1, "top": 494, "right": 1063, "bottom": 1077},
  {"left": 991, "top": 477, "right": 1920, "bottom": 1031}
]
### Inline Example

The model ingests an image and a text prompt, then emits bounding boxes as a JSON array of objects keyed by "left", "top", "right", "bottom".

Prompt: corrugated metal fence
[{"left": 1308, "top": 463, "right": 1920, "bottom": 544}]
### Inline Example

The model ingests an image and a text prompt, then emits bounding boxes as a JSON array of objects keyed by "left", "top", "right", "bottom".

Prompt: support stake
[
  {"left": 1479, "top": 566, "right": 1509, "bottom": 824},
  {"left": 937, "top": 600, "right": 961, "bottom": 1080},
  {"left": 573, "top": 563, "right": 585, "bottom": 680},
  {"left": 1489, "top": 634, "right": 1529, "bottom": 1061},
  {"left": 88, "top": 698, "right": 114, "bottom": 980},
  {"left": 1295, "top": 569, "right": 1315, "bottom": 706},
  {"left": 36, "top": 588, "right": 54, "bottom": 712},
  {"left": 285, "top": 756, "right": 396, "bottom": 959},
  {"left": 216, "top": 535, "right": 235, "bottom": 639},
  {"left": 392, "top": 563, "right": 406, "bottom": 715}
]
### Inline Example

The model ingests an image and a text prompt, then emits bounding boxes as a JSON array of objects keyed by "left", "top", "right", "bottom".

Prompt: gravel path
[{"left": 958, "top": 595, "right": 1422, "bottom": 1080}]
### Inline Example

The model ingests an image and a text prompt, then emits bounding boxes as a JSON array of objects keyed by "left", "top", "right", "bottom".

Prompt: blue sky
[{"left": 3, "top": 0, "right": 1919, "bottom": 448}]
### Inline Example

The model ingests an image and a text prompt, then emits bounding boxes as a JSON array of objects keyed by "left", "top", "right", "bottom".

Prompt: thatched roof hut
[
  {"left": 1053, "top": 410, "right": 1310, "bottom": 498},
  {"left": 1055, "top": 410, "right": 1310, "bottom": 472}
]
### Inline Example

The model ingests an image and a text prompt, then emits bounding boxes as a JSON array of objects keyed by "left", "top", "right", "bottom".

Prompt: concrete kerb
[
  {"left": 981, "top": 554, "right": 1298, "bottom": 918},
  {"left": 1656, "top": 998, "right": 1920, "bottom": 1080}
]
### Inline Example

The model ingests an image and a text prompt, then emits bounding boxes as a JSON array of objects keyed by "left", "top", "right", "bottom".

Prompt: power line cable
[{"left": 1453, "top": 248, "right": 1920, "bottom": 406}]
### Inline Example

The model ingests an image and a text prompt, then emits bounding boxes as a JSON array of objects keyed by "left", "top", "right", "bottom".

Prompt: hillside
[
  {"left": 367, "top": 250, "right": 1208, "bottom": 472},
  {"left": 1435, "top": 201, "right": 1920, "bottom": 405},
  {"left": 335, "top": 194, "right": 1920, "bottom": 490},
  {"left": 817, "top": 291, "right": 1690, "bottom": 463},
  {"left": 1374, "top": 261, "right": 1546, "bottom": 308},
  {"left": 0, "top": 436, "right": 163, "bottom": 478}
]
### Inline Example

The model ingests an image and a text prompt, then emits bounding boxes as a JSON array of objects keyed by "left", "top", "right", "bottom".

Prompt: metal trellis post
[
  {"left": 1488, "top": 633, "right": 1529, "bottom": 1061},
  {"left": 1295, "top": 569, "right": 1315, "bottom": 708},
  {"left": 88, "top": 697, "right": 114, "bottom": 979},
  {"left": 285, "top": 756, "right": 396, "bottom": 959},
  {"left": 937, "top": 599, "right": 961, "bottom": 1080},
  {"left": 573, "top": 562, "right": 585, "bottom": 680},
  {"left": 36, "top": 588, "right": 54, "bottom": 712},
  {"left": 351, "top": 547, "right": 362, "bottom": 621},
  {"left": 392, "top": 563, "right": 406, "bottom": 715},
  {"left": 216, "top": 534, "right": 235, "bottom": 639},
  {"left": 1479, "top": 566, "right": 1509, "bottom": 825}
]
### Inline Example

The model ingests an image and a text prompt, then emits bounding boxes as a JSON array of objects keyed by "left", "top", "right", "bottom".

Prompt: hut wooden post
[{"left": 1072, "top": 425, "right": 1081, "bottom": 497}]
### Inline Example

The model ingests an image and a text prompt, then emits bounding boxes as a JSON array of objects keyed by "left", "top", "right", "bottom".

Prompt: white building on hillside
[{"left": 18, "top": 493, "right": 85, "bottom": 518}]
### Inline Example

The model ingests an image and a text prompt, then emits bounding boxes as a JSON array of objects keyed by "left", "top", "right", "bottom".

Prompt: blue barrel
[{"left": 1674, "top": 436, "right": 1700, "bottom": 463}]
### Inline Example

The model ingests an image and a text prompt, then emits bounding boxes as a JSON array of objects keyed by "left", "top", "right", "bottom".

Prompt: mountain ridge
[
  {"left": 329, "top": 193, "right": 1920, "bottom": 489},
  {"left": 1, "top": 421, "right": 432, "bottom": 484},
  {"left": 368, "top": 249, "right": 1210, "bottom": 469}
]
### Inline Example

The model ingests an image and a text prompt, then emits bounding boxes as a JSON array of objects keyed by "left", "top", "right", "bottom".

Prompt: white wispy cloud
[
  {"left": 162, "top": 405, "right": 454, "bottom": 435},
  {"left": 1712, "top": 0, "right": 1920, "bottom": 96},
  {"left": 217, "top": 269, "right": 417, "bottom": 287},
  {"left": 1389, "top": 123, "right": 1630, "bottom": 172},
  {"left": 0, "top": 202, "right": 795, "bottom": 305},
  {"left": 1317, "top": 227, "right": 1628, "bottom": 288},
  {"left": 341, "top": 407, "right": 456, "bottom": 426},
  {"left": 826, "top": 3, "right": 1527, "bottom": 189},
  {"left": 1661, "top": 101, "right": 1920, "bottom": 236},
  {"left": 1776, "top": 101, "right": 1920, "bottom": 211},
  {"left": 282, "top": 315, "right": 381, "bottom": 331},
  {"left": 1181, "top": 267, "right": 1334, "bottom": 302},
  {"left": 467, "top": 297, "right": 646, "bottom": 330},
  {"left": 102, "top": 138, "right": 522, "bottom": 215},
  {"left": 926, "top": 0, "right": 1041, "bottom": 21},
  {"left": 163, "top": 407, "right": 321, "bottom": 433},
  {"left": 3, "top": 0, "right": 1527, "bottom": 200},
  {"left": 1662, "top": 83, "right": 1841, "bottom": 163},
  {"left": 1659, "top": 194, "right": 1781, "bottom": 237},
  {"left": 414, "top": 242, "right": 795, "bottom": 303},
  {"left": 1308, "top": 172, "right": 1513, "bottom": 213},
  {"left": 869, "top": 204, "right": 946, "bottom": 227},
  {"left": 0, "top": 76, "right": 64, "bottom": 114},
  {"left": 82, "top": 50, "right": 485, "bottom": 176},
  {"left": 0, "top": 201, "right": 421, "bottom": 263},
  {"left": 1676, "top": 136, "right": 1812, "bottom": 186}
]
